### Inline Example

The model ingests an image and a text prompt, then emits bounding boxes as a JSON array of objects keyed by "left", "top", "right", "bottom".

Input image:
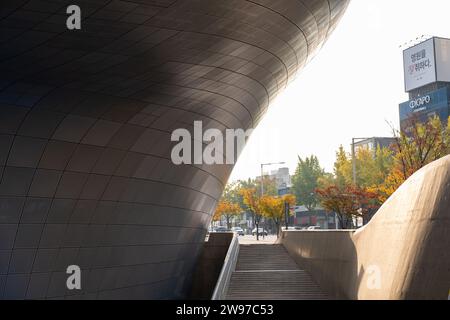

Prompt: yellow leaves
[
  {"left": 238, "top": 187, "right": 296, "bottom": 222},
  {"left": 370, "top": 115, "right": 450, "bottom": 203},
  {"left": 212, "top": 209, "right": 222, "bottom": 222},
  {"left": 259, "top": 196, "right": 283, "bottom": 220},
  {"left": 259, "top": 194, "right": 296, "bottom": 220},
  {"left": 334, "top": 145, "right": 353, "bottom": 187},
  {"left": 213, "top": 200, "right": 241, "bottom": 221},
  {"left": 283, "top": 194, "right": 296, "bottom": 207},
  {"left": 239, "top": 188, "right": 260, "bottom": 214},
  {"left": 370, "top": 167, "right": 406, "bottom": 203}
]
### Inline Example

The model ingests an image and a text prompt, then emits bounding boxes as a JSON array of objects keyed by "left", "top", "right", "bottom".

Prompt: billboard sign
[
  {"left": 403, "top": 38, "right": 436, "bottom": 92},
  {"left": 399, "top": 87, "right": 449, "bottom": 127},
  {"left": 435, "top": 37, "right": 450, "bottom": 83},
  {"left": 404, "top": 37, "right": 450, "bottom": 92}
]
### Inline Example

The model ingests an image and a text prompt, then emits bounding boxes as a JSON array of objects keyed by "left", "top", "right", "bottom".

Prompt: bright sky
[{"left": 229, "top": 0, "right": 450, "bottom": 182}]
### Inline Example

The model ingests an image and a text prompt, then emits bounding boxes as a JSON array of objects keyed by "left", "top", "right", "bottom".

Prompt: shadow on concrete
[{"left": 188, "top": 233, "right": 233, "bottom": 300}]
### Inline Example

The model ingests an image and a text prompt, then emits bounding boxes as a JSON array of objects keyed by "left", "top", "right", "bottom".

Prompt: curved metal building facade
[{"left": 0, "top": 0, "right": 349, "bottom": 299}]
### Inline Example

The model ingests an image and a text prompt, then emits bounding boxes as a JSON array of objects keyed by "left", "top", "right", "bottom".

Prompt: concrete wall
[
  {"left": 188, "top": 233, "right": 233, "bottom": 300},
  {"left": 281, "top": 155, "right": 450, "bottom": 300},
  {"left": 281, "top": 230, "right": 356, "bottom": 299}
]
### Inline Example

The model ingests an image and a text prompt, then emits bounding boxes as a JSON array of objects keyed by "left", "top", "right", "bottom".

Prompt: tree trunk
[
  {"left": 275, "top": 221, "right": 280, "bottom": 239},
  {"left": 336, "top": 213, "right": 346, "bottom": 229},
  {"left": 255, "top": 222, "right": 259, "bottom": 241},
  {"left": 346, "top": 215, "right": 351, "bottom": 229}
]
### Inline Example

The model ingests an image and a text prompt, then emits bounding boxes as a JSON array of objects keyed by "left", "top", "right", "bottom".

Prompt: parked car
[
  {"left": 231, "top": 227, "right": 245, "bottom": 236},
  {"left": 307, "top": 226, "right": 321, "bottom": 231},
  {"left": 282, "top": 226, "right": 303, "bottom": 231},
  {"left": 214, "top": 226, "right": 229, "bottom": 233},
  {"left": 251, "top": 228, "right": 268, "bottom": 236}
]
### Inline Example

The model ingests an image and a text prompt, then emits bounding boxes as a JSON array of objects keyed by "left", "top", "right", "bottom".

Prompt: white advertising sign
[
  {"left": 404, "top": 38, "right": 436, "bottom": 92},
  {"left": 435, "top": 37, "right": 450, "bottom": 83}
]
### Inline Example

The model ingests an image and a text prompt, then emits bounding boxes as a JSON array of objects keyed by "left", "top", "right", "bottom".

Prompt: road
[{"left": 237, "top": 235, "right": 278, "bottom": 245}]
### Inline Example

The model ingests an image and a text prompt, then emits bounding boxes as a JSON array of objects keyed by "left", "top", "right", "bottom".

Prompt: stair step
[{"left": 225, "top": 244, "right": 328, "bottom": 300}]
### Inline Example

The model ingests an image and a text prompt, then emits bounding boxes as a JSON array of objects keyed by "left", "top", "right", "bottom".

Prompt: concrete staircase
[{"left": 226, "top": 244, "right": 328, "bottom": 300}]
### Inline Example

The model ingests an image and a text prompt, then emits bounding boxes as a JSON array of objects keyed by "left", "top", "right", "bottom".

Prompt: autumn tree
[
  {"left": 283, "top": 194, "right": 297, "bottom": 212},
  {"left": 211, "top": 202, "right": 223, "bottom": 230},
  {"left": 316, "top": 185, "right": 379, "bottom": 229},
  {"left": 212, "top": 206, "right": 222, "bottom": 223},
  {"left": 395, "top": 115, "right": 450, "bottom": 175},
  {"left": 222, "top": 182, "right": 245, "bottom": 208},
  {"left": 356, "top": 147, "right": 394, "bottom": 188},
  {"left": 259, "top": 194, "right": 296, "bottom": 238},
  {"left": 334, "top": 145, "right": 353, "bottom": 188},
  {"left": 216, "top": 179, "right": 277, "bottom": 235},
  {"left": 213, "top": 200, "right": 242, "bottom": 230},
  {"left": 240, "top": 188, "right": 263, "bottom": 240},
  {"left": 291, "top": 155, "right": 325, "bottom": 211},
  {"left": 376, "top": 116, "right": 450, "bottom": 202},
  {"left": 334, "top": 145, "right": 394, "bottom": 189}
]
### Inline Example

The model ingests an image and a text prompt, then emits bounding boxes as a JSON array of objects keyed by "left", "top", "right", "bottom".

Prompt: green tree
[
  {"left": 355, "top": 146, "right": 394, "bottom": 188},
  {"left": 333, "top": 144, "right": 394, "bottom": 188},
  {"left": 292, "top": 155, "right": 325, "bottom": 211},
  {"left": 334, "top": 145, "right": 353, "bottom": 187},
  {"left": 237, "top": 177, "right": 277, "bottom": 197},
  {"left": 317, "top": 172, "right": 335, "bottom": 190},
  {"left": 222, "top": 182, "right": 243, "bottom": 204},
  {"left": 373, "top": 146, "right": 395, "bottom": 184},
  {"left": 256, "top": 176, "right": 278, "bottom": 197}
]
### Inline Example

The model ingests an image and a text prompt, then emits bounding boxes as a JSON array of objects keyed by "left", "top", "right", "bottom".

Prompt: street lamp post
[
  {"left": 260, "top": 162, "right": 286, "bottom": 197},
  {"left": 352, "top": 138, "right": 357, "bottom": 186}
]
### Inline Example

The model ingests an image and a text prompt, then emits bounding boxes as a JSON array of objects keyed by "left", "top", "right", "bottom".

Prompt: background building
[
  {"left": 399, "top": 37, "right": 450, "bottom": 131},
  {"left": 293, "top": 206, "right": 337, "bottom": 229},
  {"left": 258, "top": 167, "right": 291, "bottom": 190},
  {"left": 270, "top": 167, "right": 292, "bottom": 190},
  {"left": 354, "top": 137, "right": 397, "bottom": 153}
]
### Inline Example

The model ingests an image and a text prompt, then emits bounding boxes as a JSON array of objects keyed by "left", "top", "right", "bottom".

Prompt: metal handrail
[{"left": 211, "top": 234, "right": 240, "bottom": 300}]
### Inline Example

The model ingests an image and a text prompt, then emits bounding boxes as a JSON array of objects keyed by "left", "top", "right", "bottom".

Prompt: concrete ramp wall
[
  {"left": 189, "top": 233, "right": 234, "bottom": 299},
  {"left": 281, "top": 155, "right": 450, "bottom": 300}
]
